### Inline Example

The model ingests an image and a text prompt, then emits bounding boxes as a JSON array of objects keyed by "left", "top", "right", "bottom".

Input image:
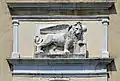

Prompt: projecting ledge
[
  {"left": 7, "top": 57, "right": 113, "bottom": 65},
  {"left": 7, "top": 58, "right": 114, "bottom": 75}
]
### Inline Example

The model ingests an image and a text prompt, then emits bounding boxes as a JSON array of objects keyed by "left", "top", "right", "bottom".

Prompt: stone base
[
  {"left": 11, "top": 52, "right": 20, "bottom": 58},
  {"left": 101, "top": 51, "right": 109, "bottom": 58},
  {"left": 34, "top": 53, "right": 86, "bottom": 58}
]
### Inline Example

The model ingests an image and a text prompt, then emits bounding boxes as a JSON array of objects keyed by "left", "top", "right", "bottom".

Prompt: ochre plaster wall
[
  {"left": 108, "top": 0, "right": 120, "bottom": 81},
  {"left": 0, "top": 0, "right": 12, "bottom": 81}
]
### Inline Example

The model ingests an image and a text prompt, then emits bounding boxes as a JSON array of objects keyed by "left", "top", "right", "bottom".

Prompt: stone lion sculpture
[{"left": 34, "top": 22, "right": 87, "bottom": 54}]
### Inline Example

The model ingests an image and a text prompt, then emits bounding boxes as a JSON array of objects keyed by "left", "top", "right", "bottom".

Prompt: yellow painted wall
[
  {"left": 0, "top": 0, "right": 12, "bottom": 81},
  {"left": 108, "top": 0, "right": 120, "bottom": 81}
]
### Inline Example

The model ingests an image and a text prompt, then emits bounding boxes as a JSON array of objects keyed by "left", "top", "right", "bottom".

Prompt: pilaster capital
[
  {"left": 12, "top": 19, "right": 20, "bottom": 25},
  {"left": 102, "top": 18, "right": 109, "bottom": 25},
  {"left": 11, "top": 52, "right": 20, "bottom": 58}
]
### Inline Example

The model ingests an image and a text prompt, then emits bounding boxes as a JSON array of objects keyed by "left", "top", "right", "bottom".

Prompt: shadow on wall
[
  {"left": 107, "top": 60, "right": 117, "bottom": 78},
  {"left": 86, "top": 50, "right": 89, "bottom": 58},
  {"left": 109, "top": 4, "right": 117, "bottom": 14}
]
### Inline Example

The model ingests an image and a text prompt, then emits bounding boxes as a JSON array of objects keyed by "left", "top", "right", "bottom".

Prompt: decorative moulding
[
  {"left": 7, "top": 1, "right": 115, "bottom": 15},
  {"left": 7, "top": 58, "right": 113, "bottom": 76}
]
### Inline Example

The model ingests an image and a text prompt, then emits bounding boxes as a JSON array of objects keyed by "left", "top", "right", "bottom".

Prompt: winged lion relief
[{"left": 34, "top": 22, "right": 87, "bottom": 58}]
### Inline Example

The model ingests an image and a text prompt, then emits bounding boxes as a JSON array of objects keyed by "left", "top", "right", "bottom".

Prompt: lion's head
[{"left": 67, "top": 22, "right": 87, "bottom": 40}]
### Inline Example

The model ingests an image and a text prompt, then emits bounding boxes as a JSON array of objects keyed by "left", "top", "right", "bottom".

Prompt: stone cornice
[
  {"left": 7, "top": 2, "right": 115, "bottom": 15},
  {"left": 7, "top": 58, "right": 113, "bottom": 76},
  {"left": 7, "top": 58, "right": 113, "bottom": 65},
  {"left": 6, "top": 0, "right": 115, "bottom": 3}
]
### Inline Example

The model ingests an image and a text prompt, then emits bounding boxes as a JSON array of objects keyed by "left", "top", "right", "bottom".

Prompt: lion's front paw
[{"left": 64, "top": 49, "right": 70, "bottom": 54}]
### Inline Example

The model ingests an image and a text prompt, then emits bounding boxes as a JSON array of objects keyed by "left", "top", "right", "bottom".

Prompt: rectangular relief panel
[{"left": 19, "top": 20, "right": 103, "bottom": 58}]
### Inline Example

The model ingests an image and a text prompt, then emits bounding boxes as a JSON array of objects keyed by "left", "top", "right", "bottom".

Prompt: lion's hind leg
[
  {"left": 39, "top": 34, "right": 53, "bottom": 46},
  {"left": 38, "top": 34, "right": 53, "bottom": 53}
]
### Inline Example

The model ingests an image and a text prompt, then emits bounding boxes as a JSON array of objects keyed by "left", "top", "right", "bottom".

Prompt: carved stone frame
[{"left": 11, "top": 16, "right": 109, "bottom": 58}]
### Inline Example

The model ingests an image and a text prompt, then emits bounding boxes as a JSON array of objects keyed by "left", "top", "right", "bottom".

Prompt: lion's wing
[{"left": 40, "top": 24, "right": 69, "bottom": 34}]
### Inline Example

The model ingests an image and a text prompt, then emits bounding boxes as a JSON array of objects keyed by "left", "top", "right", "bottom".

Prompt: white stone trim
[
  {"left": 101, "top": 18, "right": 109, "bottom": 58},
  {"left": 12, "top": 16, "right": 109, "bottom": 21},
  {"left": 12, "top": 69, "right": 107, "bottom": 75},
  {"left": 11, "top": 20, "right": 20, "bottom": 58}
]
